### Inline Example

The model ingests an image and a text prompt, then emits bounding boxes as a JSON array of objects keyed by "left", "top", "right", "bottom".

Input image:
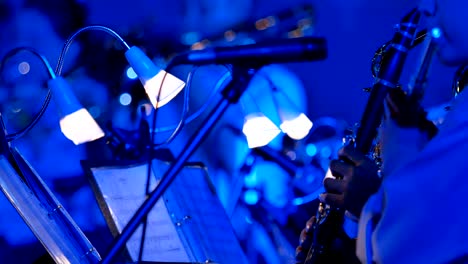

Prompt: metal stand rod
[{"left": 101, "top": 67, "right": 256, "bottom": 264}]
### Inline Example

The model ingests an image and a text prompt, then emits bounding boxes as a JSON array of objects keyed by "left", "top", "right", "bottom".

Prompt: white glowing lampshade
[
  {"left": 242, "top": 113, "right": 281, "bottom": 149},
  {"left": 125, "top": 46, "right": 186, "bottom": 108},
  {"left": 273, "top": 89, "right": 313, "bottom": 140},
  {"left": 279, "top": 113, "right": 313, "bottom": 140},
  {"left": 48, "top": 77, "right": 105, "bottom": 145}
]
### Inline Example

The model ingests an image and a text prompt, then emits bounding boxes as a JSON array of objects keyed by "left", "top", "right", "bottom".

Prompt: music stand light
[
  {"left": 0, "top": 47, "right": 104, "bottom": 145},
  {"left": 242, "top": 113, "right": 281, "bottom": 148},
  {"left": 48, "top": 76, "right": 105, "bottom": 145},
  {"left": 2, "top": 26, "right": 186, "bottom": 145}
]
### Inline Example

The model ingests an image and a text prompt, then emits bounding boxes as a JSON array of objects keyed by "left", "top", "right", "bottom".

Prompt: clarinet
[{"left": 301, "top": 8, "right": 423, "bottom": 264}]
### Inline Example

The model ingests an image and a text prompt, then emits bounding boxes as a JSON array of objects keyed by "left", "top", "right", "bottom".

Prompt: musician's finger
[
  {"left": 300, "top": 229, "right": 309, "bottom": 244},
  {"left": 305, "top": 216, "right": 316, "bottom": 231},
  {"left": 329, "top": 159, "right": 353, "bottom": 179},
  {"left": 299, "top": 231, "right": 313, "bottom": 249},
  {"left": 323, "top": 177, "right": 346, "bottom": 193},
  {"left": 319, "top": 193, "right": 344, "bottom": 208},
  {"left": 338, "top": 145, "right": 369, "bottom": 166}
]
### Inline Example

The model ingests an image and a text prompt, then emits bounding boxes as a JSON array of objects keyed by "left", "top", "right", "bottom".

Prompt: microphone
[{"left": 170, "top": 37, "right": 327, "bottom": 66}]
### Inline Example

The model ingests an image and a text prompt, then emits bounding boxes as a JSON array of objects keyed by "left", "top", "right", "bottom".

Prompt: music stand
[{"left": 82, "top": 150, "right": 248, "bottom": 264}]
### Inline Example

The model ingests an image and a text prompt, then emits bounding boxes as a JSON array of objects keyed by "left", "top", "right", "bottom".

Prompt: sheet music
[
  {"left": 90, "top": 163, "right": 190, "bottom": 262},
  {"left": 162, "top": 165, "right": 247, "bottom": 262}
]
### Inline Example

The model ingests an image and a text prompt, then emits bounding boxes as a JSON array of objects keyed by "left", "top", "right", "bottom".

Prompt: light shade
[
  {"left": 274, "top": 90, "right": 313, "bottom": 140},
  {"left": 48, "top": 77, "right": 104, "bottom": 145},
  {"left": 125, "top": 46, "right": 186, "bottom": 108},
  {"left": 279, "top": 112, "right": 313, "bottom": 140},
  {"left": 242, "top": 113, "right": 281, "bottom": 149}
]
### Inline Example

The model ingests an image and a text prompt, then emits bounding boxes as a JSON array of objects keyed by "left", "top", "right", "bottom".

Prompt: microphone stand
[{"left": 101, "top": 65, "right": 259, "bottom": 264}]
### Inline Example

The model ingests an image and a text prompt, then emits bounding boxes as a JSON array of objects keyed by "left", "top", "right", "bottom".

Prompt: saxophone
[{"left": 299, "top": 7, "right": 425, "bottom": 264}]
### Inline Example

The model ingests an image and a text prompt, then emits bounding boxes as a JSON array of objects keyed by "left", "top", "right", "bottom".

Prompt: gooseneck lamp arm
[
  {"left": 51, "top": 25, "right": 186, "bottom": 144},
  {"left": 1, "top": 27, "right": 133, "bottom": 145},
  {"left": 55, "top": 25, "right": 185, "bottom": 109},
  {"left": 55, "top": 25, "right": 131, "bottom": 76},
  {"left": 1, "top": 27, "right": 133, "bottom": 144},
  {"left": 0, "top": 47, "right": 55, "bottom": 142}
]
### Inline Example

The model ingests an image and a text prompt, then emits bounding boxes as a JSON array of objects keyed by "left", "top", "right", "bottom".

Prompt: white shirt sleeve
[{"left": 358, "top": 119, "right": 468, "bottom": 263}]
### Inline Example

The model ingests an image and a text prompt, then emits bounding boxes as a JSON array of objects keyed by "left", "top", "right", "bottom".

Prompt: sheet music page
[{"left": 90, "top": 163, "right": 190, "bottom": 262}]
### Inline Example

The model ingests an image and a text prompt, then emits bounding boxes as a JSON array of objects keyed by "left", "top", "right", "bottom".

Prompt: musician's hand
[
  {"left": 321, "top": 144, "right": 381, "bottom": 217},
  {"left": 386, "top": 88, "right": 438, "bottom": 138},
  {"left": 295, "top": 215, "right": 316, "bottom": 264}
]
